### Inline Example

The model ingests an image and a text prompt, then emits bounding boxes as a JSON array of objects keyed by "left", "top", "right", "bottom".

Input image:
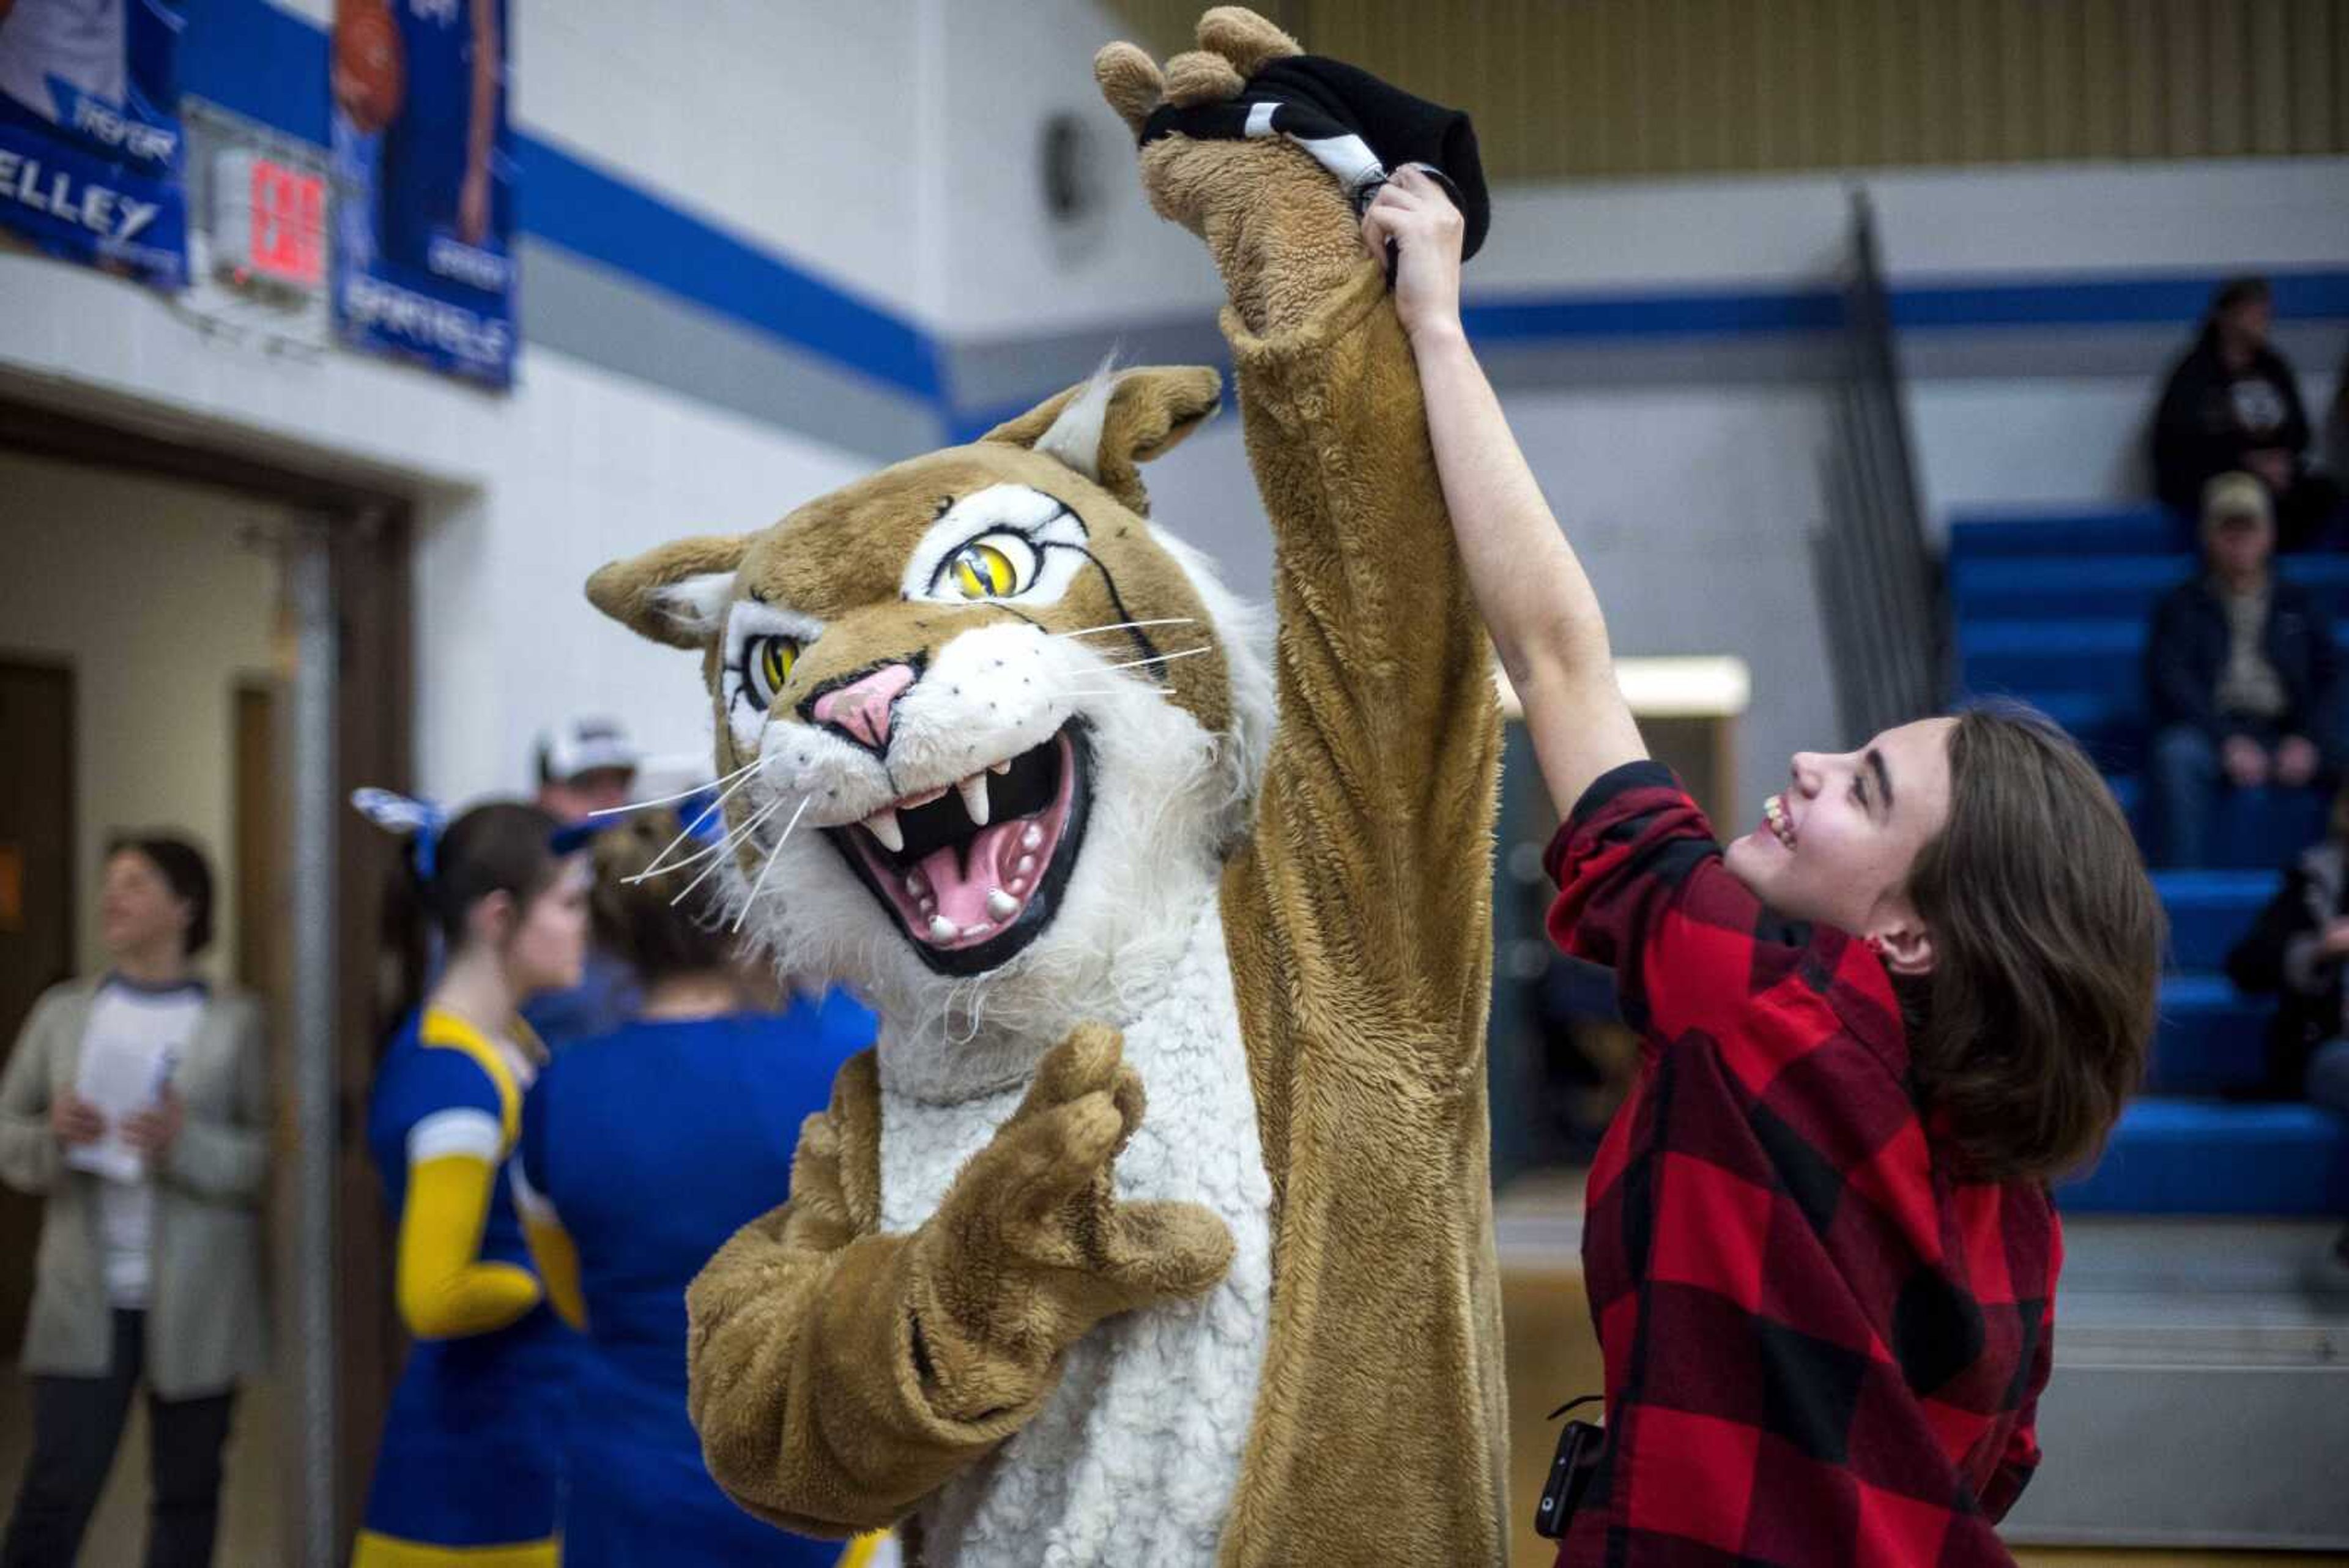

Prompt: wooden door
[{"left": 0, "top": 658, "right": 75, "bottom": 1354}]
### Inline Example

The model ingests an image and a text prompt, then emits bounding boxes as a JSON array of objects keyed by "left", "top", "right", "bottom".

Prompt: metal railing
[{"left": 1813, "top": 189, "right": 1944, "bottom": 746}]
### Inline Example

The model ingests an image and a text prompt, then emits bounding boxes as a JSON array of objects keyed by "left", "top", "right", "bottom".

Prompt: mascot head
[{"left": 588, "top": 366, "right": 1272, "bottom": 1098}]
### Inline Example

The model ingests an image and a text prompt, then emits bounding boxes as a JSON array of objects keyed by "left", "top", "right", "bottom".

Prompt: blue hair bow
[{"left": 351, "top": 787, "right": 447, "bottom": 880}]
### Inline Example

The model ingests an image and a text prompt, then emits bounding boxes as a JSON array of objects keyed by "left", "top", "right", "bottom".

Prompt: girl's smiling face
[{"left": 1723, "top": 716, "right": 1956, "bottom": 973}]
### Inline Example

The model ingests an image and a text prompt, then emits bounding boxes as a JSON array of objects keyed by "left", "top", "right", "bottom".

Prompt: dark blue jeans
[
  {"left": 1, "top": 1310, "right": 234, "bottom": 1568},
  {"left": 2148, "top": 724, "right": 2222, "bottom": 869}
]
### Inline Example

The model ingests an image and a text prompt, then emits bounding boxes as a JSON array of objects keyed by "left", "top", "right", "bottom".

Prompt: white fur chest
[{"left": 878, "top": 894, "right": 1274, "bottom": 1567}]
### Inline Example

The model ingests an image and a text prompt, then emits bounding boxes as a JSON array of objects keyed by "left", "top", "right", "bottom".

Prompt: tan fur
[
  {"left": 1142, "top": 30, "right": 1510, "bottom": 1555},
  {"left": 585, "top": 532, "right": 752, "bottom": 648},
  {"left": 978, "top": 365, "right": 1221, "bottom": 517},
  {"left": 590, "top": 401, "right": 1245, "bottom": 866},
  {"left": 601, "top": 10, "right": 1504, "bottom": 1562},
  {"left": 1195, "top": 7, "right": 1301, "bottom": 76},
  {"left": 1097, "top": 23, "right": 1510, "bottom": 1548}
]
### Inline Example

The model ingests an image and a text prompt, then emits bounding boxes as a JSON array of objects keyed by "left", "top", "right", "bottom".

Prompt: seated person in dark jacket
[
  {"left": 2225, "top": 788, "right": 2349, "bottom": 1115},
  {"left": 2145, "top": 472, "right": 2343, "bottom": 867},
  {"left": 2153, "top": 275, "right": 2342, "bottom": 550},
  {"left": 2224, "top": 788, "right": 2349, "bottom": 1265}
]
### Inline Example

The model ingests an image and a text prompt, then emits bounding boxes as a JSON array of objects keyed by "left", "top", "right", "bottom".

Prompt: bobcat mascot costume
[{"left": 587, "top": 11, "right": 1505, "bottom": 1562}]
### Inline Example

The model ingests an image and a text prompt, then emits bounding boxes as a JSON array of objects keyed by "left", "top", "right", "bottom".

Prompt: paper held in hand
[{"left": 65, "top": 1034, "right": 176, "bottom": 1184}]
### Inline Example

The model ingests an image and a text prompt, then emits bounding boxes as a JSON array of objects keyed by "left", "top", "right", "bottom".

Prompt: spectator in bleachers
[
  {"left": 2222, "top": 781, "right": 2349, "bottom": 1264},
  {"left": 2222, "top": 782, "right": 2349, "bottom": 1113},
  {"left": 2331, "top": 344, "right": 2349, "bottom": 478},
  {"left": 2145, "top": 472, "right": 2342, "bottom": 868},
  {"left": 2152, "top": 276, "right": 2342, "bottom": 549}
]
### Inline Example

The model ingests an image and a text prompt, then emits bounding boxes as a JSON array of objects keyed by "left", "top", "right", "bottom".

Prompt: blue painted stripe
[
  {"left": 179, "top": 0, "right": 330, "bottom": 145},
  {"left": 1893, "top": 266, "right": 2349, "bottom": 329},
  {"left": 519, "top": 137, "right": 937, "bottom": 399},
  {"left": 1458, "top": 267, "right": 2349, "bottom": 344},
  {"left": 1463, "top": 286, "right": 1846, "bottom": 340}
]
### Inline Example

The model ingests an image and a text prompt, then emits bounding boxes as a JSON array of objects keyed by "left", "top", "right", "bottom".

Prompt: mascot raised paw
[{"left": 586, "top": 8, "right": 1505, "bottom": 1563}]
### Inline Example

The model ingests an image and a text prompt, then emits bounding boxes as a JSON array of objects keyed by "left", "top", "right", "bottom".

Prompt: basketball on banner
[{"left": 333, "top": 0, "right": 403, "bottom": 136}]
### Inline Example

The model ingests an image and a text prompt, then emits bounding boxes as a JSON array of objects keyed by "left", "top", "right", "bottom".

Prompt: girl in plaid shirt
[{"left": 1364, "top": 174, "right": 2164, "bottom": 1564}]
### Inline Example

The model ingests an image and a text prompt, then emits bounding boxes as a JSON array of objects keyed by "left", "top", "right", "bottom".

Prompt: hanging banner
[
  {"left": 0, "top": 0, "right": 188, "bottom": 289},
  {"left": 330, "top": 0, "right": 514, "bottom": 387}
]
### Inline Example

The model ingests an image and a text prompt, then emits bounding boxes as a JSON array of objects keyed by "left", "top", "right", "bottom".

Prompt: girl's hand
[
  {"left": 121, "top": 1087, "right": 184, "bottom": 1157},
  {"left": 50, "top": 1091, "right": 104, "bottom": 1148},
  {"left": 1360, "top": 166, "right": 1465, "bottom": 346}
]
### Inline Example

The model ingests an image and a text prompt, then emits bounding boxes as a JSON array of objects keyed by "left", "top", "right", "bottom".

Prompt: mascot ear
[
  {"left": 981, "top": 365, "right": 1221, "bottom": 516},
  {"left": 585, "top": 534, "right": 751, "bottom": 650}
]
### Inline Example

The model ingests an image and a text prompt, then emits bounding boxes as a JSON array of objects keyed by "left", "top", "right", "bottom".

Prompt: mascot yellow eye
[
  {"left": 746, "top": 634, "right": 801, "bottom": 705},
  {"left": 934, "top": 533, "right": 1039, "bottom": 601},
  {"left": 951, "top": 542, "right": 1018, "bottom": 600}
]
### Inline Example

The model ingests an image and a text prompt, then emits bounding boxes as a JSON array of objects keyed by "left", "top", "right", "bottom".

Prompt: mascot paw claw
[
  {"left": 1093, "top": 9, "right": 1338, "bottom": 246},
  {"left": 915, "top": 1024, "right": 1234, "bottom": 1406}
]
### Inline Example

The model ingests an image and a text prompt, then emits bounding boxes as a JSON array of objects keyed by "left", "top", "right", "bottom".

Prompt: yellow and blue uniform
[
  {"left": 355, "top": 1008, "right": 571, "bottom": 1567},
  {"left": 513, "top": 993, "right": 875, "bottom": 1567}
]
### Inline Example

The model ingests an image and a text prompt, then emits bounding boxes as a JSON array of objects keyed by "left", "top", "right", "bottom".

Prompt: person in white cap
[
  {"left": 533, "top": 716, "right": 640, "bottom": 823},
  {"left": 2146, "top": 471, "right": 2343, "bottom": 866},
  {"left": 523, "top": 718, "right": 644, "bottom": 1046}
]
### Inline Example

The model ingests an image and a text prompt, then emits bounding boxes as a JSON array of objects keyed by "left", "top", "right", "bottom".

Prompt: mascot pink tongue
[{"left": 881, "top": 793, "right": 1071, "bottom": 949}]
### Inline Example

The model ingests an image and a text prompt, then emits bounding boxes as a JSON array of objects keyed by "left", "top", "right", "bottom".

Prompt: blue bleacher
[
  {"left": 1944, "top": 503, "right": 2182, "bottom": 562},
  {"left": 2058, "top": 1099, "right": 2349, "bottom": 1215},
  {"left": 1951, "top": 554, "right": 2349, "bottom": 622},
  {"left": 1946, "top": 504, "right": 2349, "bottom": 1216},
  {"left": 1960, "top": 620, "right": 2349, "bottom": 714}
]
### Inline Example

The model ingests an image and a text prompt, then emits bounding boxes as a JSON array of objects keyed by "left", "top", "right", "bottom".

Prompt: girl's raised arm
[{"left": 1363, "top": 170, "right": 1649, "bottom": 816}]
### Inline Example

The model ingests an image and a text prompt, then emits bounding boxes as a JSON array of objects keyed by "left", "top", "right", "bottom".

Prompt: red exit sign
[
  {"left": 245, "top": 158, "right": 324, "bottom": 288},
  {"left": 209, "top": 147, "right": 327, "bottom": 297}
]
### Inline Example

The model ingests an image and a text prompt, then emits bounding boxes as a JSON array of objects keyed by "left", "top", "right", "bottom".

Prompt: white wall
[
  {"left": 0, "top": 249, "right": 872, "bottom": 804},
  {"left": 931, "top": 0, "right": 1224, "bottom": 341},
  {"left": 0, "top": 452, "right": 284, "bottom": 975},
  {"left": 9, "top": 4, "right": 2345, "bottom": 821},
  {"left": 264, "top": 0, "right": 935, "bottom": 322}
]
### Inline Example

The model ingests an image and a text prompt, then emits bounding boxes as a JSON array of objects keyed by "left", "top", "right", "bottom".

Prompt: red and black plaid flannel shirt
[{"left": 1545, "top": 761, "right": 2057, "bottom": 1567}]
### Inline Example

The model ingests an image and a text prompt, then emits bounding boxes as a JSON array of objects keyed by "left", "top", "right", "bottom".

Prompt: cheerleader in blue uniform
[
  {"left": 510, "top": 806, "right": 878, "bottom": 1567},
  {"left": 352, "top": 798, "right": 592, "bottom": 1568}
]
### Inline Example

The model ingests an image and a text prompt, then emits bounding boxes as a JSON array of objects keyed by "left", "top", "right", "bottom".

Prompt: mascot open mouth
[{"left": 828, "top": 724, "right": 1093, "bottom": 976}]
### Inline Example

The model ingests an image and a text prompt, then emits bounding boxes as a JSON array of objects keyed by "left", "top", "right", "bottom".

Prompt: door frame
[
  {"left": 0, "top": 653, "right": 76, "bottom": 1359},
  {"left": 0, "top": 397, "right": 414, "bottom": 1566}
]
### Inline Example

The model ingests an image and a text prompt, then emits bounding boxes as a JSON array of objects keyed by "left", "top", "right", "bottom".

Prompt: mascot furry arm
[
  {"left": 1097, "top": 12, "right": 1509, "bottom": 1562},
  {"left": 589, "top": 9, "right": 1504, "bottom": 1563}
]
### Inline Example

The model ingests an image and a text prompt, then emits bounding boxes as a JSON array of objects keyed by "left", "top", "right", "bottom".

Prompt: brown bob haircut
[
  {"left": 1897, "top": 702, "right": 2164, "bottom": 1183},
  {"left": 105, "top": 833, "right": 216, "bottom": 957},
  {"left": 588, "top": 808, "right": 738, "bottom": 983},
  {"left": 421, "top": 801, "right": 568, "bottom": 949}
]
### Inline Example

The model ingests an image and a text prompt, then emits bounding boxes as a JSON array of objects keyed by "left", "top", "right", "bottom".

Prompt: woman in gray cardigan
[{"left": 0, "top": 834, "right": 269, "bottom": 1568}]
